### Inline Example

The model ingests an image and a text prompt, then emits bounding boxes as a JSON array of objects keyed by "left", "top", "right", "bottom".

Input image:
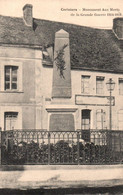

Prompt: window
[
  {"left": 118, "top": 110, "right": 123, "bottom": 130},
  {"left": 81, "top": 75, "right": 90, "bottom": 94},
  {"left": 96, "top": 109, "right": 106, "bottom": 129},
  {"left": 119, "top": 78, "right": 123, "bottom": 95},
  {"left": 4, "top": 112, "right": 18, "bottom": 130},
  {"left": 5, "top": 66, "right": 18, "bottom": 90},
  {"left": 96, "top": 76, "right": 104, "bottom": 94}
]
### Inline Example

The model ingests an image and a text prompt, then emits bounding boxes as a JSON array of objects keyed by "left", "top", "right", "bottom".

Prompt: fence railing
[{"left": 0, "top": 129, "right": 123, "bottom": 165}]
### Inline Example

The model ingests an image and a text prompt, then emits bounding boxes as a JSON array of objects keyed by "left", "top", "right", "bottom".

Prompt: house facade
[{"left": 0, "top": 4, "right": 123, "bottom": 131}]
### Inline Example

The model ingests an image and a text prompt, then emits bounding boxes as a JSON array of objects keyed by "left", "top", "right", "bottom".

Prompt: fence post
[
  {"left": 77, "top": 131, "right": 80, "bottom": 165},
  {"left": 48, "top": 132, "right": 50, "bottom": 164},
  {"left": 0, "top": 128, "right": 2, "bottom": 165}
]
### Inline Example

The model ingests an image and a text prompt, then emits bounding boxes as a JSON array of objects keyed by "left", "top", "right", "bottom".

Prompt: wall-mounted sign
[{"left": 75, "top": 95, "right": 115, "bottom": 106}]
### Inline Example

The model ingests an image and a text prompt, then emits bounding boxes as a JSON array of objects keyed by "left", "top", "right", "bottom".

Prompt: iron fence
[{"left": 1, "top": 129, "right": 123, "bottom": 165}]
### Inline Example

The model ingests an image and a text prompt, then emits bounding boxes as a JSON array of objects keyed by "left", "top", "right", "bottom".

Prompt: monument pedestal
[{"left": 46, "top": 105, "right": 77, "bottom": 131}]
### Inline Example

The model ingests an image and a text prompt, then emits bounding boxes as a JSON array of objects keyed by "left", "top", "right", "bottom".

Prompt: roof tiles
[{"left": 0, "top": 15, "right": 123, "bottom": 72}]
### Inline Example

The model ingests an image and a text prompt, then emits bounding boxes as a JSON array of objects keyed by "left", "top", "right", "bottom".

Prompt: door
[{"left": 81, "top": 109, "right": 91, "bottom": 130}]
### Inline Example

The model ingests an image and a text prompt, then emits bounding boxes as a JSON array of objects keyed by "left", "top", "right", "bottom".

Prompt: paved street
[{"left": 0, "top": 186, "right": 123, "bottom": 195}]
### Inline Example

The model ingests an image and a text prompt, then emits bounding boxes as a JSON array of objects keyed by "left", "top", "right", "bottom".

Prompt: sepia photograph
[{"left": 0, "top": 0, "right": 123, "bottom": 194}]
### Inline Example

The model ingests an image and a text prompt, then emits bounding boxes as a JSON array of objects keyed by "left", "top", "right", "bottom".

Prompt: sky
[{"left": 0, "top": 0, "right": 123, "bottom": 29}]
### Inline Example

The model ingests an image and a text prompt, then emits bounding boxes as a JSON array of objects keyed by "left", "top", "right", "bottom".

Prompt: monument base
[{"left": 49, "top": 113, "right": 75, "bottom": 131}]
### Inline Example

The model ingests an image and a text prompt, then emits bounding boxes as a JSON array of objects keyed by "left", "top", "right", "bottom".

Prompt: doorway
[{"left": 81, "top": 109, "right": 91, "bottom": 130}]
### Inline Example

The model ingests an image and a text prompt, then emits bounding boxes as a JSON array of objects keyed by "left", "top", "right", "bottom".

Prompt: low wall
[{"left": 0, "top": 165, "right": 123, "bottom": 189}]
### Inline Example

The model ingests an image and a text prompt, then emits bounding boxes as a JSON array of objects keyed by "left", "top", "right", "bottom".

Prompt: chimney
[
  {"left": 23, "top": 4, "right": 33, "bottom": 27},
  {"left": 113, "top": 18, "right": 123, "bottom": 39},
  {"left": 52, "top": 29, "right": 71, "bottom": 98}
]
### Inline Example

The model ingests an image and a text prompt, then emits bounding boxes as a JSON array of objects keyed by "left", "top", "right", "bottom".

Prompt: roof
[{"left": 0, "top": 14, "right": 123, "bottom": 73}]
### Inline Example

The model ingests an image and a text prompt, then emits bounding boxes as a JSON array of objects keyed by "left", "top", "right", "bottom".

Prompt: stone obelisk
[
  {"left": 52, "top": 29, "right": 71, "bottom": 98},
  {"left": 49, "top": 29, "right": 75, "bottom": 131}
]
